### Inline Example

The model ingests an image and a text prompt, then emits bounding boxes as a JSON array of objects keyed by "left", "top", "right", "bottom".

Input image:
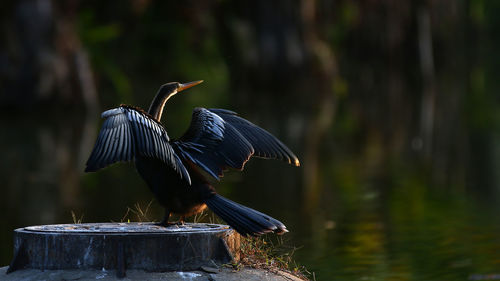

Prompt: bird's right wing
[
  {"left": 85, "top": 106, "right": 190, "bottom": 183},
  {"left": 172, "top": 107, "right": 299, "bottom": 180}
]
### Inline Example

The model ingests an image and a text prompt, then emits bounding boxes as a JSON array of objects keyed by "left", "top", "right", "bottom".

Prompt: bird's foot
[
  {"left": 154, "top": 218, "right": 185, "bottom": 227},
  {"left": 154, "top": 221, "right": 173, "bottom": 227},
  {"left": 173, "top": 220, "right": 185, "bottom": 226},
  {"left": 177, "top": 216, "right": 186, "bottom": 226},
  {"left": 155, "top": 210, "right": 172, "bottom": 227}
]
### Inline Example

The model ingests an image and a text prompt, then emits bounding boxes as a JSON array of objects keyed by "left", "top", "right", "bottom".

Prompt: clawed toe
[
  {"left": 154, "top": 221, "right": 171, "bottom": 227},
  {"left": 154, "top": 220, "right": 184, "bottom": 227},
  {"left": 155, "top": 213, "right": 185, "bottom": 227}
]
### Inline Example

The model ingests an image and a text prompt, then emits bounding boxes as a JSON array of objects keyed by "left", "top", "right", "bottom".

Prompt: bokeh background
[{"left": 2, "top": 0, "right": 500, "bottom": 280}]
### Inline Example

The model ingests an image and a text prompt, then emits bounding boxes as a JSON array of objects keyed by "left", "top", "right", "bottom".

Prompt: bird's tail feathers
[{"left": 204, "top": 194, "right": 288, "bottom": 237}]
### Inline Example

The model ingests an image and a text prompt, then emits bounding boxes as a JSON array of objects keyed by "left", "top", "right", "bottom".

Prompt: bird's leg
[
  {"left": 155, "top": 209, "right": 171, "bottom": 227},
  {"left": 178, "top": 216, "right": 185, "bottom": 226},
  {"left": 170, "top": 216, "right": 186, "bottom": 226}
]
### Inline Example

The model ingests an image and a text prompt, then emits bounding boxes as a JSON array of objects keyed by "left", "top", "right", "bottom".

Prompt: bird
[{"left": 85, "top": 80, "right": 300, "bottom": 236}]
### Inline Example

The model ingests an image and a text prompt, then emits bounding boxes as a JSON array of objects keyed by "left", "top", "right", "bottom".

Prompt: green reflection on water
[
  {"left": 294, "top": 158, "right": 500, "bottom": 280},
  {"left": 3, "top": 2, "right": 500, "bottom": 280},
  {"left": 2, "top": 103, "right": 500, "bottom": 281}
]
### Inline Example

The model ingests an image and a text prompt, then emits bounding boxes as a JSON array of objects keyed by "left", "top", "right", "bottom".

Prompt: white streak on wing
[
  {"left": 101, "top": 107, "right": 124, "bottom": 118},
  {"left": 212, "top": 113, "right": 225, "bottom": 138},
  {"left": 199, "top": 108, "right": 225, "bottom": 140}
]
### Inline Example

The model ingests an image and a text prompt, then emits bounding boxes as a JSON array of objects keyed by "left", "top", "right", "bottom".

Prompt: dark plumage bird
[{"left": 85, "top": 81, "right": 300, "bottom": 236}]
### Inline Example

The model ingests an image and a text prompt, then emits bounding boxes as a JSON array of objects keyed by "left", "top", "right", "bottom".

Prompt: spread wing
[
  {"left": 85, "top": 106, "right": 190, "bottom": 183},
  {"left": 172, "top": 108, "right": 299, "bottom": 180}
]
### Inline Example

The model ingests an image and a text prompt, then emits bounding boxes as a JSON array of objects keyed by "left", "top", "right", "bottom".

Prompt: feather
[
  {"left": 85, "top": 106, "right": 190, "bottom": 183},
  {"left": 172, "top": 107, "right": 299, "bottom": 181}
]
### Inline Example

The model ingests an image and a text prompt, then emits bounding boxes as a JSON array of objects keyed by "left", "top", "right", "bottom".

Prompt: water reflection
[
  {"left": 293, "top": 156, "right": 500, "bottom": 280},
  {"left": 2, "top": 100, "right": 500, "bottom": 280},
  {"left": 3, "top": 1, "right": 500, "bottom": 279},
  {"left": 0, "top": 108, "right": 95, "bottom": 262}
]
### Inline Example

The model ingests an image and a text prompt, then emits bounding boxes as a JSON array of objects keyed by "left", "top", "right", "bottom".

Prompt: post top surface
[{"left": 21, "top": 222, "right": 228, "bottom": 234}]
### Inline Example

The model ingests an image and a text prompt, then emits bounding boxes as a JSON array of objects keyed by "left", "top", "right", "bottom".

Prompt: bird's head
[
  {"left": 159, "top": 80, "right": 204, "bottom": 99},
  {"left": 149, "top": 80, "right": 204, "bottom": 121}
]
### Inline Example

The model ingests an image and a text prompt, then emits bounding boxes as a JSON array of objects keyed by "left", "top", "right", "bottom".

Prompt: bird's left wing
[{"left": 85, "top": 106, "right": 190, "bottom": 183}]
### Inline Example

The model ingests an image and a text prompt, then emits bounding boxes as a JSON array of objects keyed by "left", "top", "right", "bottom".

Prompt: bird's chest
[{"left": 134, "top": 156, "right": 208, "bottom": 214}]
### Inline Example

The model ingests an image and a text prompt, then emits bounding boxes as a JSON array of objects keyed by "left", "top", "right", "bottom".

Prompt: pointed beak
[{"left": 178, "top": 80, "right": 204, "bottom": 92}]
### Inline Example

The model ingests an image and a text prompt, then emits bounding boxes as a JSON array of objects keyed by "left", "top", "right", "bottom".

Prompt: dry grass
[
  {"left": 234, "top": 235, "right": 312, "bottom": 280},
  {"left": 120, "top": 200, "right": 154, "bottom": 222},
  {"left": 71, "top": 210, "right": 84, "bottom": 224},
  {"left": 188, "top": 210, "right": 312, "bottom": 279},
  {"left": 192, "top": 210, "right": 208, "bottom": 223}
]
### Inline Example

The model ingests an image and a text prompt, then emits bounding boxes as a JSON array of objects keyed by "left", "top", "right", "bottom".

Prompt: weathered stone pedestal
[{"left": 7, "top": 222, "right": 240, "bottom": 278}]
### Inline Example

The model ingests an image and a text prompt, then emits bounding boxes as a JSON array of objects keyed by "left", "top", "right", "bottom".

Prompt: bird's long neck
[{"left": 148, "top": 86, "right": 176, "bottom": 122}]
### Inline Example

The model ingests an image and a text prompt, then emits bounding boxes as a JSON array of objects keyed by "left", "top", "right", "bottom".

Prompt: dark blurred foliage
[{"left": 1, "top": 0, "right": 500, "bottom": 279}]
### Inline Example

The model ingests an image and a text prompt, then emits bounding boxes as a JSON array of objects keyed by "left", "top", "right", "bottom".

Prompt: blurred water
[
  {"left": 1, "top": 100, "right": 500, "bottom": 281},
  {"left": 3, "top": 1, "right": 500, "bottom": 280}
]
